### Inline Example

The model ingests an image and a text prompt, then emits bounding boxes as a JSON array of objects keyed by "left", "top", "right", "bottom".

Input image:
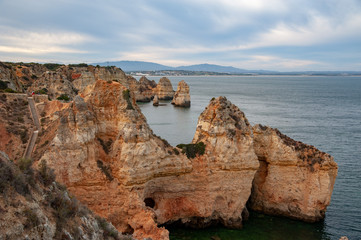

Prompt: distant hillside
[{"left": 175, "top": 63, "right": 246, "bottom": 73}]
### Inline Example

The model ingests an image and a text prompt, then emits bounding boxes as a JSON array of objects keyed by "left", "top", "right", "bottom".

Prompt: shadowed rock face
[
  {"left": 249, "top": 124, "right": 338, "bottom": 222},
  {"left": 172, "top": 80, "right": 190, "bottom": 107},
  {"left": 0, "top": 63, "right": 338, "bottom": 240}
]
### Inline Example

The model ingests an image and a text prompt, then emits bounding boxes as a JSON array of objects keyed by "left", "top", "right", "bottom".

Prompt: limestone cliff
[
  {"left": 154, "top": 77, "right": 174, "bottom": 100},
  {"left": 171, "top": 80, "right": 190, "bottom": 107},
  {"left": 38, "top": 80, "right": 190, "bottom": 240},
  {"left": 0, "top": 62, "right": 338, "bottom": 240},
  {"left": 147, "top": 97, "right": 259, "bottom": 228},
  {"left": 0, "top": 152, "right": 129, "bottom": 240},
  {"left": 249, "top": 124, "right": 338, "bottom": 222}
]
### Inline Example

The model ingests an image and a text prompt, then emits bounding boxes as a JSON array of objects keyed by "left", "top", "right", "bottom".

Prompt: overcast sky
[{"left": 1, "top": 0, "right": 361, "bottom": 71}]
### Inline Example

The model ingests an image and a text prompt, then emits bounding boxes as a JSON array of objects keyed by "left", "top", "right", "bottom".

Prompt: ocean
[{"left": 137, "top": 75, "right": 361, "bottom": 240}]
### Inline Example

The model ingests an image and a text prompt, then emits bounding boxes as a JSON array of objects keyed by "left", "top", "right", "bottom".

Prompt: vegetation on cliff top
[{"left": 176, "top": 142, "right": 206, "bottom": 159}]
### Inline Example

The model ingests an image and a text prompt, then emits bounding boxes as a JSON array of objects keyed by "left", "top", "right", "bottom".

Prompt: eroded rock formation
[
  {"left": 249, "top": 124, "right": 338, "bottom": 222},
  {"left": 0, "top": 152, "right": 127, "bottom": 240},
  {"left": 38, "top": 80, "right": 189, "bottom": 239},
  {"left": 154, "top": 77, "right": 174, "bottom": 100},
  {"left": 171, "top": 80, "right": 190, "bottom": 107},
  {"left": 0, "top": 62, "right": 338, "bottom": 240}
]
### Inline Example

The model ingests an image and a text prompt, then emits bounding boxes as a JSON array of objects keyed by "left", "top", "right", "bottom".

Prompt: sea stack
[
  {"left": 153, "top": 94, "right": 159, "bottom": 106},
  {"left": 172, "top": 80, "right": 191, "bottom": 107},
  {"left": 154, "top": 77, "right": 174, "bottom": 100},
  {"left": 138, "top": 76, "right": 157, "bottom": 102}
]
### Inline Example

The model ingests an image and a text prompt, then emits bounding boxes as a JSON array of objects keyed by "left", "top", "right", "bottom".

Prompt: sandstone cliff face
[
  {"left": 154, "top": 77, "right": 174, "bottom": 100},
  {"left": 0, "top": 62, "right": 338, "bottom": 240},
  {"left": 249, "top": 124, "right": 338, "bottom": 222},
  {"left": 38, "top": 80, "right": 190, "bottom": 240},
  {"left": 0, "top": 152, "right": 128, "bottom": 240},
  {"left": 171, "top": 80, "right": 190, "bottom": 107}
]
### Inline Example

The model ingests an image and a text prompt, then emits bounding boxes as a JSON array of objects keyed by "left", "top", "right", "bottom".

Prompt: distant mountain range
[{"left": 93, "top": 60, "right": 361, "bottom": 75}]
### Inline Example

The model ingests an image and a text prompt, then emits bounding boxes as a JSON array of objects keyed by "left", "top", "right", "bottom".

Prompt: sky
[{"left": 0, "top": 0, "right": 361, "bottom": 71}]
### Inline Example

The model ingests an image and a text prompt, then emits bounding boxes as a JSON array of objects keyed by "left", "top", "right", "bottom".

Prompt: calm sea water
[{"left": 137, "top": 76, "right": 361, "bottom": 240}]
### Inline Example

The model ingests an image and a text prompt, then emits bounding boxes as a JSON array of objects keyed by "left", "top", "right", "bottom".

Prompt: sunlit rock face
[
  {"left": 172, "top": 80, "right": 191, "bottom": 107},
  {"left": 249, "top": 124, "right": 338, "bottom": 222},
  {"left": 39, "top": 80, "right": 190, "bottom": 240}
]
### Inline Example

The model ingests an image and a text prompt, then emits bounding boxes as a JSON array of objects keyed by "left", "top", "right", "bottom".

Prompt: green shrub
[
  {"left": 23, "top": 208, "right": 40, "bottom": 229},
  {"left": 173, "top": 148, "right": 179, "bottom": 155},
  {"left": 20, "top": 129, "right": 28, "bottom": 144},
  {"left": 0, "top": 160, "right": 14, "bottom": 193},
  {"left": 35, "top": 88, "right": 47, "bottom": 95},
  {"left": 44, "top": 63, "right": 62, "bottom": 71},
  {"left": 13, "top": 170, "right": 30, "bottom": 196},
  {"left": 96, "top": 216, "right": 120, "bottom": 240},
  {"left": 68, "top": 63, "right": 88, "bottom": 68},
  {"left": 0, "top": 80, "right": 8, "bottom": 90},
  {"left": 122, "top": 89, "right": 134, "bottom": 110},
  {"left": 38, "top": 160, "right": 56, "bottom": 186},
  {"left": 17, "top": 158, "right": 33, "bottom": 173},
  {"left": 57, "top": 94, "right": 70, "bottom": 102},
  {"left": 17, "top": 116, "right": 24, "bottom": 123},
  {"left": 176, "top": 142, "right": 206, "bottom": 159},
  {"left": 4, "top": 88, "right": 16, "bottom": 93}
]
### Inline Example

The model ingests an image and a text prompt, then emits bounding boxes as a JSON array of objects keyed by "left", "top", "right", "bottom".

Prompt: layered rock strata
[
  {"left": 249, "top": 124, "right": 338, "bottom": 222},
  {"left": 154, "top": 77, "right": 174, "bottom": 100},
  {"left": 38, "top": 80, "right": 190, "bottom": 239},
  {"left": 0, "top": 62, "right": 338, "bottom": 240},
  {"left": 0, "top": 152, "right": 126, "bottom": 240},
  {"left": 171, "top": 80, "right": 191, "bottom": 107}
]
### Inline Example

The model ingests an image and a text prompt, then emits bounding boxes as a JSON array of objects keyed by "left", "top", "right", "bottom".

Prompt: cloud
[
  {"left": 235, "top": 5, "right": 361, "bottom": 49},
  {"left": 0, "top": 26, "right": 96, "bottom": 55},
  {"left": 0, "top": 0, "right": 360, "bottom": 70}
]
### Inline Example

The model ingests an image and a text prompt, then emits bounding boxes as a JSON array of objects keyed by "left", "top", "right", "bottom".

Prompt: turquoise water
[{"left": 137, "top": 76, "right": 361, "bottom": 240}]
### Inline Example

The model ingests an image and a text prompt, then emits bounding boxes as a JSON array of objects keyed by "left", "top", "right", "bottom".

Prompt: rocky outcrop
[
  {"left": 171, "top": 80, "right": 190, "bottom": 107},
  {"left": 0, "top": 152, "right": 129, "bottom": 240},
  {"left": 154, "top": 77, "right": 174, "bottom": 100},
  {"left": 249, "top": 124, "right": 338, "bottom": 222}
]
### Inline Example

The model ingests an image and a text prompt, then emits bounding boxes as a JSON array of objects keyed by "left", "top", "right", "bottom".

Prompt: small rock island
[{"left": 172, "top": 80, "right": 191, "bottom": 107}]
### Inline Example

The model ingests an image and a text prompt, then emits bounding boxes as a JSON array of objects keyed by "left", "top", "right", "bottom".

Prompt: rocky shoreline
[{"left": 0, "top": 62, "right": 337, "bottom": 240}]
